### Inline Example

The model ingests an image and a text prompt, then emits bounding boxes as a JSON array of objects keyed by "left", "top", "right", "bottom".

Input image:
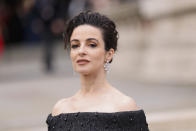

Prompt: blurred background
[{"left": 0, "top": 0, "right": 196, "bottom": 131}]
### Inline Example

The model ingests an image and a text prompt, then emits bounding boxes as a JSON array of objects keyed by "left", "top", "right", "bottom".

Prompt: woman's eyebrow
[
  {"left": 86, "top": 38, "right": 99, "bottom": 43},
  {"left": 70, "top": 39, "right": 79, "bottom": 43}
]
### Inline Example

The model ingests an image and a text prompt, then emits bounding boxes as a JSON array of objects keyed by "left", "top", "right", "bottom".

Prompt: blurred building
[{"left": 100, "top": 0, "right": 196, "bottom": 86}]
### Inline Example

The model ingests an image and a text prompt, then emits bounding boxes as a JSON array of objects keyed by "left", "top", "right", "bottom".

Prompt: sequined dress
[{"left": 46, "top": 109, "right": 149, "bottom": 131}]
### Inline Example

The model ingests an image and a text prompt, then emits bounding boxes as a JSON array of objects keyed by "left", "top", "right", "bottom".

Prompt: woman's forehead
[{"left": 70, "top": 25, "right": 103, "bottom": 41}]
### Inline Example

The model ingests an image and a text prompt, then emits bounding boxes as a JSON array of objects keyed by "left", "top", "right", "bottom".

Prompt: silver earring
[{"left": 104, "top": 60, "right": 110, "bottom": 73}]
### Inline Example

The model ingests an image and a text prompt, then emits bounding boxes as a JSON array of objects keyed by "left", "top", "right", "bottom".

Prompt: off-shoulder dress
[{"left": 46, "top": 109, "right": 149, "bottom": 131}]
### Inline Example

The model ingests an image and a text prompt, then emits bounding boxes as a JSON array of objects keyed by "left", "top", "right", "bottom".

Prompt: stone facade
[{"left": 105, "top": 0, "right": 196, "bottom": 85}]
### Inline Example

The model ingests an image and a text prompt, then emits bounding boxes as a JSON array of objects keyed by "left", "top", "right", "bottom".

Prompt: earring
[{"left": 104, "top": 60, "right": 110, "bottom": 73}]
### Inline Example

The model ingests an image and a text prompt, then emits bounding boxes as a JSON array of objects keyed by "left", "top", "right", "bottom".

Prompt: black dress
[{"left": 46, "top": 109, "right": 149, "bottom": 131}]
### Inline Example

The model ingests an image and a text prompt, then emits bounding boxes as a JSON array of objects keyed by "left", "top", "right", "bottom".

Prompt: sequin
[{"left": 74, "top": 112, "right": 80, "bottom": 118}]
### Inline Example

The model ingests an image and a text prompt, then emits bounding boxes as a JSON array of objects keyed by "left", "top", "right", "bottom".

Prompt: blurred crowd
[
  {"left": 0, "top": 0, "right": 82, "bottom": 47},
  {"left": 0, "top": 0, "right": 73, "bottom": 71}
]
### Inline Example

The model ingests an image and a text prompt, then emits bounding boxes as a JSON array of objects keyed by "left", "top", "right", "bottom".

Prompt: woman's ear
[{"left": 105, "top": 48, "right": 115, "bottom": 62}]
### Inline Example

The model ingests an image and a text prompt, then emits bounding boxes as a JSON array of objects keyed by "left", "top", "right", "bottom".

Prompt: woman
[{"left": 46, "top": 11, "right": 149, "bottom": 131}]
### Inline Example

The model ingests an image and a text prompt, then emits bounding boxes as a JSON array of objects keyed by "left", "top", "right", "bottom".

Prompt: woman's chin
[{"left": 76, "top": 70, "right": 91, "bottom": 75}]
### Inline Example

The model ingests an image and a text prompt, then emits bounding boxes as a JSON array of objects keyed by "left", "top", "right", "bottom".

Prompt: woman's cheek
[{"left": 94, "top": 51, "right": 105, "bottom": 67}]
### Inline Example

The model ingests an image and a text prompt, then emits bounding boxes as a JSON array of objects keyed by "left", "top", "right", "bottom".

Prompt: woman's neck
[{"left": 78, "top": 70, "right": 111, "bottom": 96}]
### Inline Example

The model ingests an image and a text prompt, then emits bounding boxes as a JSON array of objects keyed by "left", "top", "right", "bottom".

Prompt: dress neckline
[{"left": 49, "top": 109, "right": 144, "bottom": 118}]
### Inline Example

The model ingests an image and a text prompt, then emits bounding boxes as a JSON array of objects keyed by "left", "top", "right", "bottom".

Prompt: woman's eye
[
  {"left": 89, "top": 43, "right": 97, "bottom": 48},
  {"left": 71, "top": 44, "right": 79, "bottom": 49}
]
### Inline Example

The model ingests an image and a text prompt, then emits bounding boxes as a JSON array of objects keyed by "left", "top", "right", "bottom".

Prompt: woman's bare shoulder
[
  {"left": 112, "top": 88, "right": 140, "bottom": 111},
  {"left": 118, "top": 95, "right": 140, "bottom": 111},
  {"left": 51, "top": 97, "right": 72, "bottom": 116}
]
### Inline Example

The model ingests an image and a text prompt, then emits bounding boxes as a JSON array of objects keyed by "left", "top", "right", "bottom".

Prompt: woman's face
[{"left": 70, "top": 24, "right": 108, "bottom": 75}]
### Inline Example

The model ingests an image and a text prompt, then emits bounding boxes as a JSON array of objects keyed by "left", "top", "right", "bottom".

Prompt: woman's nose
[{"left": 78, "top": 45, "right": 87, "bottom": 55}]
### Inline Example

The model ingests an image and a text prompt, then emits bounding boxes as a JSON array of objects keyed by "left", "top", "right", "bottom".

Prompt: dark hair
[{"left": 64, "top": 11, "right": 118, "bottom": 63}]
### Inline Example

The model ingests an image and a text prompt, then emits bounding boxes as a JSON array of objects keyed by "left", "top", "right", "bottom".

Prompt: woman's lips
[{"left": 77, "top": 59, "right": 90, "bottom": 65}]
